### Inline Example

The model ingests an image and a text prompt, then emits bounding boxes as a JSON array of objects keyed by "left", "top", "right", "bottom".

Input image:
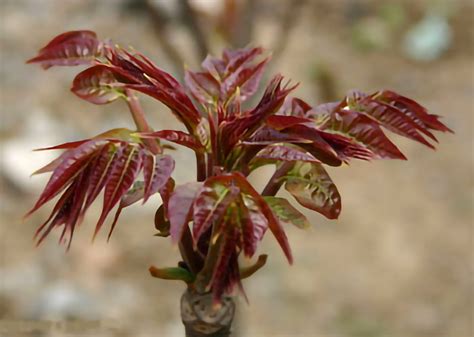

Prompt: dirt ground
[{"left": 1, "top": 1, "right": 473, "bottom": 336}]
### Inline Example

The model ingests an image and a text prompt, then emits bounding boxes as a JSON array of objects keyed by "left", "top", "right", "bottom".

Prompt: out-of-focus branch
[
  {"left": 123, "top": 0, "right": 185, "bottom": 78},
  {"left": 271, "top": 0, "right": 308, "bottom": 65},
  {"left": 232, "top": 0, "right": 257, "bottom": 48},
  {"left": 178, "top": 0, "right": 210, "bottom": 60},
  {"left": 144, "top": 0, "right": 185, "bottom": 78}
]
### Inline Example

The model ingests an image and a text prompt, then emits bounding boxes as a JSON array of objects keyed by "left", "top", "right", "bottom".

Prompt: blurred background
[{"left": 0, "top": 0, "right": 472, "bottom": 336}]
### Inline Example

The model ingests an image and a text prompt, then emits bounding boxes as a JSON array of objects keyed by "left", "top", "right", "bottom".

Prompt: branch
[
  {"left": 143, "top": 0, "right": 186, "bottom": 78},
  {"left": 232, "top": 0, "right": 258, "bottom": 48},
  {"left": 270, "top": 0, "right": 307, "bottom": 66},
  {"left": 179, "top": 0, "right": 210, "bottom": 60}
]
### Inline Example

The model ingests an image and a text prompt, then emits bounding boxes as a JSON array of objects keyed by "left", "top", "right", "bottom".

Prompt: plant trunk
[{"left": 180, "top": 289, "right": 235, "bottom": 337}]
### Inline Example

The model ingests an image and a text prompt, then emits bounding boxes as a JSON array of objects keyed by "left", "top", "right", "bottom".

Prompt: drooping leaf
[
  {"left": 94, "top": 144, "right": 143, "bottom": 238},
  {"left": 27, "top": 30, "right": 103, "bottom": 69},
  {"left": 26, "top": 139, "right": 108, "bottom": 217},
  {"left": 263, "top": 196, "right": 311, "bottom": 229},
  {"left": 28, "top": 133, "right": 174, "bottom": 248},
  {"left": 319, "top": 109, "right": 406, "bottom": 160},
  {"left": 373, "top": 90, "right": 452, "bottom": 133},
  {"left": 284, "top": 162, "right": 341, "bottom": 219},
  {"left": 142, "top": 153, "right": 175, "bottom": 202},
  {"left": 254, "top": 144, "right": 320, "bottom": 163},
  {"left": 168, "top": 182, "right": 203, "bottom": 243},
  {"left": 71, "top": 64, "right": 126, "bottom": 104}
]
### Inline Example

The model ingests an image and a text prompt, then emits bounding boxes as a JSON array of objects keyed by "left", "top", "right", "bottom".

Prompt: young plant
[{"left": 26, "top": 30, "right": 451, "bottom": 336}]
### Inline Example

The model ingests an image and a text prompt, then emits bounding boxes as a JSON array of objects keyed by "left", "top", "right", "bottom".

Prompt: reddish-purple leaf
[
  {"left": 284, "top": 162, "right": 341, "bottom": 219},
  {"left": 168, "top": 182, "right": 203, "bottom": 243},
  {"left": 94, "top": 144, "right": 143, "bottom": 238},
  {"left": 26, "top": 140, "right": 107, "bottom": 217},
  {"left": 318, "top": 131, "right": 374, "bottom": 161},
  {"left": 71, "top": 65, "right": 126, "bottom": 104},
  {"left": 27, "top": 30, "right": 102, "bottom": 69}
]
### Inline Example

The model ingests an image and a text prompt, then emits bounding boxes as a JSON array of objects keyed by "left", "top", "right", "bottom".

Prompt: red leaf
[
  {"left": 240, "top": 194, "right": 268, "bottom": 257},
  {"left": 71, "top": 65, "right": 126, "bottom": 104},
  {"left": 266, "top": 115, "right": 313, "bottom": 130},
  {"left": 219, "top": 75, "right": 297, "bottom": 157},
  {"left": 231, "top": 173, "right": 293, "bottom": 264},
  {"left": 192, "top": 181, "right": 239, "bottom": 245},
  {"left": 282, "top": 124, "right": 342, "bottom": 166},
  {"left": 375, "top": 90, "right": 452, "bottom": 133},
  {"left": 223, "top": 47, "right": 264, "bottom": 76},
  {"left": 320, "top": 109, "right": 406, "bottom": 160},
  {"left": 168, "top": 182, "right": 203, "bottom": 243},
  {"left": 138, "top": 130, "right": 204, "bottom": 152},
  {"left": 222, "top": 58, "right": 268, "bottom": 103},
  {"left": 27, "top": 30, "right": 102, "bottom": 69},
  {"left": 208, "top": 226, "right": 242, "bottom": 303},
  {"left": 184, "top": 70, "right": 220, "bottom": 106},
  {"left": 81, "top": 143, "right": 118, "bottom": 215}
]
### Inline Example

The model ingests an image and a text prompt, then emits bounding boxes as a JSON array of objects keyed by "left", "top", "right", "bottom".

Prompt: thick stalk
[
  {"left": 181, "top": 289, "right": 235, "bottom": 337},
  {"left": 261, "top": 161, "right": 293, "bottom": 196},
  {"left": 124, "top": 89, "right": 161, "bottom": 154}
]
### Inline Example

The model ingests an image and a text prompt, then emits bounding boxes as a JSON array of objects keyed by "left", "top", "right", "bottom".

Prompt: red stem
[
  {"left": 261, "top": 162, "right": 293, "bottom": 196},
  {"left": 124, "top": 89, "right": 161, "bottom": 154}
]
